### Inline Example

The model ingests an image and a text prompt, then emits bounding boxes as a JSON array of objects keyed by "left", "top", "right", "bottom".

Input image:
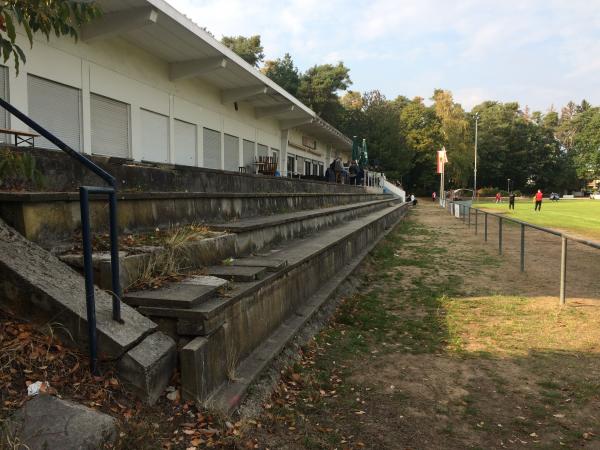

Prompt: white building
[{"left": 1, "top": 0, "right": 352, "bottom": 176}]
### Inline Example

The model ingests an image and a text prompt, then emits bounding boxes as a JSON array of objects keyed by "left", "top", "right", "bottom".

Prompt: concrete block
[
  {"left": 206, "top": 265, "right": 266, "bottom": 281},
  {"left": 117, "top": 331, "right": 176, "bottom": 405},
  {"left": 232, "top": 257, "right": 287, "bottom": 271},
  {"left": 180, "top": 325, "right": 228, "bottom": 403},
  {"left": 4, "top": 394, "right": 117, "bottom": 450},
  {"left": 124, "top": 283, "right": 218, "bottom": 308}
]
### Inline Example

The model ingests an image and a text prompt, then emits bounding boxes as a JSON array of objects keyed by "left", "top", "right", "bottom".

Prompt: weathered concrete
[
  {"left": 0, "top": 192, "right": 389, "bottom": 247},
  {"left": 210, "top": 197, "right": 400, "bottom": 255},
  {"left": 3, "top": 146, "right": 370, "bottom": 194},
  {"left": 4, "top": 395, "right": 117, "bottom": 450},
  {"left": 176, "top": 203, "right": 409, "bottom": 405},
  {"left": 231, "top": 257, "right": 287, "bottom": 271},
  {"left": 206, "top": 265, "right": 267, "bottom": 281},
  {"left": 0, "top": 218, "right": 156, "bottom": 360},
  {"left": 117, "top": 331, "right": 177, "bottom": 405},
  {"left": 124, "top": 283, "right": 218, "bottom": 309}
]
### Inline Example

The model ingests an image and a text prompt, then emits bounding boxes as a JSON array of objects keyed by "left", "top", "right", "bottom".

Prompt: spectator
[
  {"left": 334, "top": 157, "right": 343, "bottom": 183},
  {"left": 495, "top": 192, "right": 502, "bottom": 203},
  {"left": 509, "top": 192, "right": 515, "bottom": 210},
  {"left": 410, "top": 193, "right": 417, "bottom": 206},
  {"left": 534, "top": 189, "right": 543, "bottom": 211},
  {"left": 432, "top": 191, "right": 437, "bottom": 202}
]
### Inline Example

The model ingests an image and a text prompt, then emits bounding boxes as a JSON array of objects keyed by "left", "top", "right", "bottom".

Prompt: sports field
[{"left": 474, "top": 198, "right": 600, "bottom": 240}]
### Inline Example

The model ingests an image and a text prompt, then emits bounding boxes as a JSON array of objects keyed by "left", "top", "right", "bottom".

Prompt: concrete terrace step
[
  {"left": 205, "top": 265, "right": 267, "bottom": 282},
  {"left": 207, "top": 197, "right": 401, "bottom": 254}
]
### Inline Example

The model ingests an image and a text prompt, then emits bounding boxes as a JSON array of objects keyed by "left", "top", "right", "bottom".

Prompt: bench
[{"left": 0, "top": 128, "right": 39, "bottom": 147}]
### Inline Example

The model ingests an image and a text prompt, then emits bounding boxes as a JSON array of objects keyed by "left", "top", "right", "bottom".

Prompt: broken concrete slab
[
  {"left": 206, "top": 265, "right": 266, "bottom": 281},
  {"left": 231, "top": 257, "right": 287, "bottom": 271},
  {"left": 4, "top": 394, "right": 117, "bottom": 450},
  {"left": 0, "top": 218, "right": 157, "bottom": 360},
  {"left": 181, "top": 275, "right": 230, "bottom": 288},
  {"left": 124, "top": 283, "right": 218, "bottom": 309},
  {"left": 117, "top": 331, "right": 177, "bottom": 405}
]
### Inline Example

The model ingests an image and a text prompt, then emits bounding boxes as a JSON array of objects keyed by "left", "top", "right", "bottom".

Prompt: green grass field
[{"left": 474, "top": 198, "right": 600, "bottom": 240}]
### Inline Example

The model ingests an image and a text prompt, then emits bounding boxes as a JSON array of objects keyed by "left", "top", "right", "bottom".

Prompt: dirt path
[{"left": 244, "top": 202, "right": 600, "bottom": 450}]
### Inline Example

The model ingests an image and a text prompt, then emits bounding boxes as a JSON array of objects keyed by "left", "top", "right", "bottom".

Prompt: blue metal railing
[{"left": 0, "top": 98, "right": 122, "bottom": 374}]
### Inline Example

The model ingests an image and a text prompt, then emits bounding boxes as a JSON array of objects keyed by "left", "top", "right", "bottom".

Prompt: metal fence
[{"left": 445, "top": 200, "right": 600, "bottom": 305}]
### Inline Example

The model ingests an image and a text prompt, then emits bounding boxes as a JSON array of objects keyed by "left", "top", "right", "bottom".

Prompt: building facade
[{"left": 0, "top": 0, "right": 351, "bottom": 177}]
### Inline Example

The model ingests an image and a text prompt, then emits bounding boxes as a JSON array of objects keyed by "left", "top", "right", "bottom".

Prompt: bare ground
[{"left": 244, "top": 201, "right": 600, "bottom": 450}]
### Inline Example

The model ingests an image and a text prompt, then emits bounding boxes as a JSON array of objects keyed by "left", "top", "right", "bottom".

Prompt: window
[
  {"left": 140, "top": 109, "right": 169, "bottom": 163},
  {"left": 318, "top": 162, "right": 324, "bottom": 177},
  {"left": 28, "top": 75, "right": 81, "bottom": 151},
  {"left": 203, "top": 128, "right": 221, "bottom": 169},
  {"left": 257, "top": 143, "right": 268, "bottom": 158},
  {"left": 224, "top": 134, "right": 239, "bottom": 171},
  {"left": 304, "top": 160, "right": 311, "bottom": 175},
  {"left": 91, "top": 93, "right": 130, "bottom": 158},
  {"left": 243, "top": 139, "right": 255, "bottom": 168},
  {"left": 0, "top": 65, "right": 8, "bottom": 143},
  {"left": 174, "top": 119, "right": 196, "bottom": 166},
  {"left": 287, "top": 155, "right": 295, "bottom": 174}
]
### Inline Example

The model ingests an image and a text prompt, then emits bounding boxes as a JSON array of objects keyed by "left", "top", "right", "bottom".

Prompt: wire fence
[{"left": 445, "top": 200, "right": 600, "bottom": 305}]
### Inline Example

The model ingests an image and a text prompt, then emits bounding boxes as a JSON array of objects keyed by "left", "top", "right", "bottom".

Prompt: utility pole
[{"left": 473, "top": 113, "right": 479, "bottom": 200}]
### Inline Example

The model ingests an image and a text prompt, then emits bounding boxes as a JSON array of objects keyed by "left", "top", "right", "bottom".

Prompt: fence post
[
  {"left": 498, "top": 216, "right": 503, "bottom": 255},
  {"left": 475, "top": 209, "right": 478, "bottom": 234},
  {"left": 520, "top": 224, "right": 525, "bottom": 272},
  {"left": 560, "top": 236, "right": 567, "bottom": 305},
  {"left": 484, "top": 213, "right": 488, "bottom": 242},
  {"left": 468, "top": 207, "right": 471, "bottom": 227}
]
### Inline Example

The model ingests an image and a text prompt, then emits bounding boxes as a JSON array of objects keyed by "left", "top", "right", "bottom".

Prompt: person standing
[
  {"left": 495, "top": 192, "right": 501, "bottom": 204},
  {"left": 333, "top": 157, "right": 343, "bottom": 183},
  {"left": 509, "top": 192, "right": 515, "bottom": 210},
  {"left": 534, "top": 189, "right": 543, "bottom": 211},
  {"left": 432, "top": 191, "right": 437, "bottom": 202}
]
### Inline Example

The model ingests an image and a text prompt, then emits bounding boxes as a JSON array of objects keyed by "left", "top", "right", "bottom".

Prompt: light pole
[
  {"left": 507, "top": 178, "right": 511, "bottom": 193},
  {"left": 473, "top": 113, "right": 479, "bottom": 201}
]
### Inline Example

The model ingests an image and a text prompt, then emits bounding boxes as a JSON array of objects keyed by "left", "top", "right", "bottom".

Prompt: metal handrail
[
  {"left": 446, "top": 200, "right": 600, "bottom": 305},
  {"left": 0, "top": 98, "right": 122, "bottom": 374}
]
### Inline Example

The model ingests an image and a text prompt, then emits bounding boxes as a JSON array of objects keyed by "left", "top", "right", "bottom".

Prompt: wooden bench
[{"left": 0, "top": 128, "right": 39, "bottom": 147}]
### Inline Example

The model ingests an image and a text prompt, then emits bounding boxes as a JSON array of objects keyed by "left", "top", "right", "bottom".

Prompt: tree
[
  {"left": 0, "top": 1, "right": 100, "bottom": 74},
  {"left": 297, "top": 62, "right": 351, "bottom": 124},
  {"left": 221, "top": 35, "right": 264, "bottom": 67},
  {"left": 262, "top": 53, "right": 300, "bottom": 96},
  {"left": 572, "top": 107, "right": 600, "bottom": 181}
]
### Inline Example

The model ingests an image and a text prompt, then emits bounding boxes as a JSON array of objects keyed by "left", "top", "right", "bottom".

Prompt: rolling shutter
[
  {"left": 257, "top": 143, "right": 268, "bottom": 158},
  {"left": 174, "top": 119, "right": 196, "bottom": 166},
  {"left": 28, "top": 75, "right": 81, "bottom": 151},
  {"left": 140, "top": 109, "right": 168, "bottom": 163},
  {"left": 243, "top": 139, "right": 255, "bottom": 168},
  {"left": 224, "top": 134, "right": 239, "bottom": 172},
  {"left": 0, "top": 66, "right": 9, "bottom": 143},
  {"left": 203, "top": 127, "right": 221, "bottom": 169},
  {"left": 91, "top": 93, "right": 130, "bottom": 158}
]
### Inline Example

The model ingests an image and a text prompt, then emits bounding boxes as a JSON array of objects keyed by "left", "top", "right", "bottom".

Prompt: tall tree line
[{"left": 223, "top": 35, "right": 599, "bottom": 194}]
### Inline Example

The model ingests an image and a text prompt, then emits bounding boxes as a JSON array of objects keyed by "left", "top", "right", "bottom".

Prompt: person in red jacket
[{"left": 534, "top": 189, "right": 543, "bottom": 211}]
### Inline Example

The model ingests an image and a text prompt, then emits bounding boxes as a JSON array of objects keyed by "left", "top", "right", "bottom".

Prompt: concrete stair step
[
  {"left": 205, "top": 265, "right": 267, "bottom": 282},
  {"left": 230, "top": 256, "right": 287, "bottom": 271},
  {"left": 124, "top": 277, "right": 227, "bottom": 309}
]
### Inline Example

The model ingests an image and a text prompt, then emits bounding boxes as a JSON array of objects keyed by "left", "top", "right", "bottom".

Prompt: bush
[{"left": 0, "top": 148, "right": 44, "bottom": 190}]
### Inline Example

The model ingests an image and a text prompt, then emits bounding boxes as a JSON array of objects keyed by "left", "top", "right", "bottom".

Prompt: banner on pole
[{"left": 436, "top": 147, "right": 448, "bottom": 174}]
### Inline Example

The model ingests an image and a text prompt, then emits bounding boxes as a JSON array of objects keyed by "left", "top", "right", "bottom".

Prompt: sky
[{"left": 167, "top": 0, "right": 600, "bottom": 112}]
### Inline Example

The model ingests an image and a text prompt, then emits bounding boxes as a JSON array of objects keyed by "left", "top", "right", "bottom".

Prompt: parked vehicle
[{"left": 549, "top": 192, "right": 560, "bottom": 201}]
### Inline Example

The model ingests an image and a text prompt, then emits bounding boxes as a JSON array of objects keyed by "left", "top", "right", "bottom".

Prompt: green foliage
[
  {"left": 571, "top": 107, "right": 600, "bottom": 180},
  {"left": 0, "top": 1, "right": 101, "bottom": 74},
  {"left": 0, "top": 148, "right": 44, "bottom": 190},
  {"left": 261, "top": 53, "right": 300, "bottom": 96},
  {"left": 221, "top": 34, "right": 264, "bottom": 67},
  {"left": 297, "top": 62, "right": 351, "bottom": 124}
]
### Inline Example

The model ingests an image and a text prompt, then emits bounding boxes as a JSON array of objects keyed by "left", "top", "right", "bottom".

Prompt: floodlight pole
[{"left": 473, "top": 114, "right": 479, "bottom": 200}]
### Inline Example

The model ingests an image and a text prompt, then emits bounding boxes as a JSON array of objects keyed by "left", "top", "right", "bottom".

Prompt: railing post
[
  {"left": 108, "top": 191, "right": 123, "bottom": 323},
  {"left": 79, "top": 187, "right": 98, "bottom": 375},
  {"left": 560, "top": 236, "right": 567, "bottom": 305},
  {"left": 484, "top": 213, "right": 488, "bottom": 242},
  {"left": 520, "top": 224, "right": 525, "bottom": 272},
  {"left": 475, "top": 209, "right": 478, "bottom": 234},
  {"left": 498, "top": 216, "right": 503, "bottom": 255},
  {"left": 468, "top": 206, "right": 471, "bottom": 227}
]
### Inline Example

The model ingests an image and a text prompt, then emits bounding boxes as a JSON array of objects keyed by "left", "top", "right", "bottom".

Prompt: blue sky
[{"left": 167, "top": 0, "right": 600, "bottom": 112}]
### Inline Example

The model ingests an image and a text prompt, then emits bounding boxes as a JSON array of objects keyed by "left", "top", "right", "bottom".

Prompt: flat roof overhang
[{"left": 85, "top": 0, "right": 351, "bottom": 150}]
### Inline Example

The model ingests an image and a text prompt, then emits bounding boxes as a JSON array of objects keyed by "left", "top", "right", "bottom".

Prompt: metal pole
[
  {"left": 498, "top": 216, "right": 503, "bottom": 255},
  {"left": 475, "top": 209, "right": 478, "bottom": 234},
  {"left": 560, "top": 236, "right": 567, "bottom": 305},
  {"left": 484, "top": 213, "right": 488, "bottom": 242},
  {"left": 79, "top": 187, "right": 98, "bottom": 375},
  {"left": 108, "top": 191, "right": 123, "bottom": 323},
  {"left": 474, "top": 115, "right": 478, "bottom": 200},
  {"left": 468, "top": 206, "right": 471, "bottom": 227},
  {"left": 520, "top": 224, "right": 525, "bottom": 272}
]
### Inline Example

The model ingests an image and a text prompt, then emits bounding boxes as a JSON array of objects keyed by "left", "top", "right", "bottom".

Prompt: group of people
[
  {"left": 325, "top": 158, "right": 364, "bottom": 185},
  {"left": 497, "top": 189, "right": 544, "bottom": 211}
]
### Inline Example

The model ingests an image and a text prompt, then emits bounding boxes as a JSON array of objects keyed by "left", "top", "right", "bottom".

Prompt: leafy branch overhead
[{"left": 0, "top": 0, "right": 101, "bottom": 74}]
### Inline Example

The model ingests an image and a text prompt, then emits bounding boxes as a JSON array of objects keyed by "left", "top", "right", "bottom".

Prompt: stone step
[
  {"left": 205, "top": 265, "right": 267, "bottom": 282},
  {"left": 124, "top": 282, "right": 220, "bottom": 309},
  {"left": 230, "top": 256, "right": 287, "bottom": 271},
  {"left": 207, "top": 197, "right": 401, "bottom": 255}
]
